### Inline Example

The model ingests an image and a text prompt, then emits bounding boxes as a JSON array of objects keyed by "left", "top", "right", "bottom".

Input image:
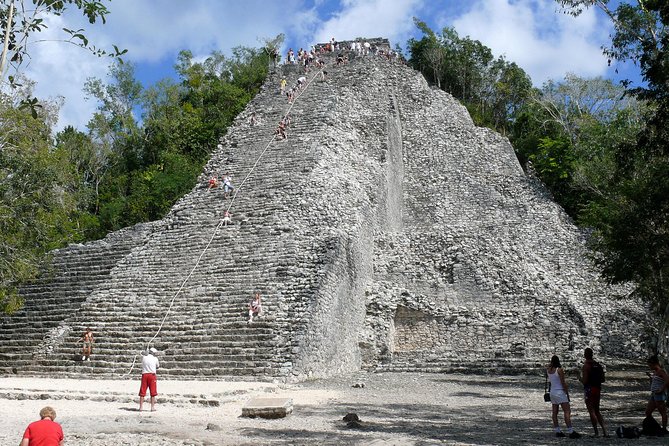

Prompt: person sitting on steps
[
  {"left": 222, "top": 210, "right": 233, "bottom": 226},
  {"left": 248, "top": 292, "right": 262, "bottom": 324},
  {"left": 275, "top": 121, "right": 287, "bottom": 140},
  {"left": 208, "top": 176, "right": 219, "bottom": 189}
]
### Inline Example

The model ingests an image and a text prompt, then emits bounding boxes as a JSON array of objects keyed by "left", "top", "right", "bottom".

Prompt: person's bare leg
[
  {"left": 562, "top": 402, "right": 572, "bottom": 429},
  {"left": 552, "top": 404, "right": 559, "bottom": 428},
  {"left": 593, "top": 401, "right": 608, "bottom": 437},
  {"left": 646, "top": 400, "right": 656, "bottom": 418},
  {"left": 658, "top": 402, "right": 667, "bottom": 429},
  {"left": 139, "top": 396, "right": 144, "bottom": 412},
  {"left": 596, "top": 411, "right": 608, "bottom": 436},
  {"left": 585, "top": 399, "right": 599, "bottom": 435},
  {"left": 150, "top": 396, "right": 156, "bottom": 411}
]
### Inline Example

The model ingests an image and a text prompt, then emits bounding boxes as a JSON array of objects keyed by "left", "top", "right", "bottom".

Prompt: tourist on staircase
[
  {"left": 20, "top": 406, "right": 63, "bottom": 446},
  {"left": 222, "top": 174, "right": 234, "bottom": 198},
  {"left": 80, "top": 327, "right": 94, "bottom": 361},
  {"left": 275, "top": 120, "right": 287, "bottom": 140},
  {"left": 546, "top": 355, "right": 581, "bottom": 438},
  {"left": 139, "top": 347, "right": 160, "bottom": 412},
  {"left": 222, "top": 210, "right": 233, "bottom": 226},
  {"left": 248, "top": 293, "right": 262, "bottom": 324},
  {"left": 208, "top": 175, "right": 219, "bottom": 190}
]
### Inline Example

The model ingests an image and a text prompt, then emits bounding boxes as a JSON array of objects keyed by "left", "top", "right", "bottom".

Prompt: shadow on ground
[{"left": 238, "top": 374, "right": 668, "bottom": 446}]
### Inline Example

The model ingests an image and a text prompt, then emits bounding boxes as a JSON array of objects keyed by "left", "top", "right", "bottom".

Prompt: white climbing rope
[{"left": 121, "top": 67, "right": 324, "bottom": 376}]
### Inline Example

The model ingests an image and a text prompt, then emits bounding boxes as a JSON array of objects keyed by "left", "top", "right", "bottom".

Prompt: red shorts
[
  {"left": 139, "top": 373, "right": 157, "bottom": 397},
  {"left": 584, "top": 385, "right": 601, "bottom": 406}
]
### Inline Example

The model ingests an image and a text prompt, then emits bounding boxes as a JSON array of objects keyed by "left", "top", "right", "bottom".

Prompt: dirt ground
[{"left": 0, "top": 370, "right": 666, "bottom": 445}]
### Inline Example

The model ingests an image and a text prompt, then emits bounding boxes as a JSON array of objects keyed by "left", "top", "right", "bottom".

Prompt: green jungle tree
[{"left": 558, "top": 0, "right": 669, "bottom": 354}]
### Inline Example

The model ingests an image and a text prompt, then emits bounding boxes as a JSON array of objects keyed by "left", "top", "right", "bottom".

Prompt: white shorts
[{"left": 550, "top": 390, "right": 570, "bottom": 405}]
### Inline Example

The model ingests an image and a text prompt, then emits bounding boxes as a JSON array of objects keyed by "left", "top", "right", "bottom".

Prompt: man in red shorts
[
  {"left": 139, "top": 347, "right": 160, "bottom": 412},
  {"left": 581, "top": 347, "right": 608, "bottom": 437},
  {"left": 20, "top": 406, "right": 63, "bottom": 445}
]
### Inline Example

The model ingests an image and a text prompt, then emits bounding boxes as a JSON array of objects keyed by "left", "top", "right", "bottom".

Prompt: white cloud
[
  {"left": 451, "top": 0, "right": 610, "bottom": 85},
  {"left": 22, "top": 15, "right": 107, "bottom": 132},
  {"left": 313, "top": 0, "right": 425, "bottom": 48},
  {"left": 10, "top": 0, "right": 617, "bottom": 132},
  {"left": 96, "top": 0, "right": 293, "bottom": 62},
  {"left": 18, "top": 0, "right": 304, "bottom": 131}
]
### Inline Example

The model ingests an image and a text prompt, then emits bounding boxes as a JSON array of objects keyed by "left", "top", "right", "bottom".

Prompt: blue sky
[{"left": 18, "top": 0, "right": 641, "bottom": 131}]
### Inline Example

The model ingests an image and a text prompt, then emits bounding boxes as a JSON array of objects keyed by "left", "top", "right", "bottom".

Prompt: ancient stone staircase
[
  {"left": 0, "top": 40, "right": 650, "bottom": 380},
  {"left": 0, "top": 223, "right": 155, "bottom": 373},
  {"left": 1, "top": 56, "right": 358, "bottom": 379}
]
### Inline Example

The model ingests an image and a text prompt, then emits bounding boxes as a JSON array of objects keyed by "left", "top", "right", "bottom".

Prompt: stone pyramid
[{"left": 0, "top": 39, "right": 649, "bottom": 380}]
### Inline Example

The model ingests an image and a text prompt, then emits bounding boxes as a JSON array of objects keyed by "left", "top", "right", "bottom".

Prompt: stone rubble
[{"left": 0, "top": 38, "right": 650, "bottom": 381}]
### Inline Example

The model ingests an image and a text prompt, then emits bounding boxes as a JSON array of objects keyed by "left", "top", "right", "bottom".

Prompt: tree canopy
[
  {"left": 557, "top": 0, "right": 669, "bottom": 353},
  {"left": 407, "top": 19, "right": 532, "bottom": 134},
  {"left": 1, "top": 33, "right": 275, "bottom": 312}
]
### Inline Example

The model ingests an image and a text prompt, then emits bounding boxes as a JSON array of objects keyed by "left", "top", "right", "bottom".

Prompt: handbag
[{"left": 543, "top": 371, "right": 551, "bottom": 402}]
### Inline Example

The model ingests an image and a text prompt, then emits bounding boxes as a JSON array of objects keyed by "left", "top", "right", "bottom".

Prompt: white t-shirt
[{"left": 142, "top": 354, "right": 160, "bottom": 374}]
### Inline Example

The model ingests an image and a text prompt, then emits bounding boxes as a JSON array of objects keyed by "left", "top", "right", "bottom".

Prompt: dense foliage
[
  {"left": 407, "top": 19, "right": 532, "bottom": 134},
  {"left": 1, "top": 44, "right": 273, "bottom": 312},
  {"left": 1, "top": 1, "right": 667, "bottom": 354},
  {"left": 409, "top": 7, "right": 668, "bottom": 353},
  {"left": 66, "top": 47, "right": 271, "bottom": 237},
  {"left": 557, "top": 0, "right": 669, "bottom": 353}
]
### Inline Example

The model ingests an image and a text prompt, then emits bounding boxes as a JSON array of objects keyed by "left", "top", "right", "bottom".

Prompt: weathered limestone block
[
  {"left": 242, "top": 397, "right": 293, "bottom": 419},
  {"left": 0, "top": 38, "right": 651, "bottom": 380}
]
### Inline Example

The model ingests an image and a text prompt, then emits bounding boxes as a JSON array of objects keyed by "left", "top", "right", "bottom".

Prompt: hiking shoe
[
  {"left": 568, "top": 431, "right": 581, "bottom": 439},
  {"left": 555, "top": 432, "right": 566, "bottom": 437}
]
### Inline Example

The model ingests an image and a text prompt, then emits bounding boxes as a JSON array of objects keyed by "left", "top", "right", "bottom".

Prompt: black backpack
[
  {"left": 616, "top": 425, "right": 640, "bottom": 439},
  {"left": 642, "top": 415, "right": 665, "bottom": 436},
  {"left": 589, "top": 361, "right": 605, "bottom": 386}
]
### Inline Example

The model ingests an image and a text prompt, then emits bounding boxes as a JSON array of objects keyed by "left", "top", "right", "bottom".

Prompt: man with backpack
[{"left": 581, "top": 347, "right": 608, "bottom": 437}]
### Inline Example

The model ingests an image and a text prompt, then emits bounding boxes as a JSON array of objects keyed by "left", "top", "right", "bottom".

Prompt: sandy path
[{"left": 0, "top": 371, "right": 665, "bottom": 445}]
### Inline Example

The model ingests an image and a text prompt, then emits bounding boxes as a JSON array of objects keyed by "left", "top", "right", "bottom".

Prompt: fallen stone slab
[{"left": 241, "top": 397, "right": 293, "bottom": 419}]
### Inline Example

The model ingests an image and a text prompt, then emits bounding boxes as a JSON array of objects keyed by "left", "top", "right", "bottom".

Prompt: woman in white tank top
[{"left": 546, "top": 355, "right": 581, "bottom": 438}]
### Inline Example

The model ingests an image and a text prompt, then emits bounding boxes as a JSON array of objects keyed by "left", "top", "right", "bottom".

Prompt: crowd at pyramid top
[{"left": 275, "top": 37, "right": 398, "bottom": 71}]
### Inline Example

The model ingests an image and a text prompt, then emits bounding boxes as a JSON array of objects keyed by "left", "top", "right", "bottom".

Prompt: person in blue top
[{"left": 646, "top": 355, "right": 669, "bottom": 431}]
